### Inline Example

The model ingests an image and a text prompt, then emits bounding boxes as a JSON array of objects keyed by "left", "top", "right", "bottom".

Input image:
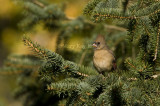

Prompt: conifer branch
[
  {"left": 91, "top": 2, "right": 160, "bottom": 21},
  {"left": 139, "top": 18, "right": 152, "bottom": 35},
  {"left": 125, "top": 59, "right": 140, "bottom": 72},
  {"left": 23, "top": 36, "right": 49, "bottom": 59},
  {"left": 94, "top": 13, "right": 135, "bottom": 21},
  {"left": 47, "top": 78, "right": 81, "bottom": 91},
  {"left": 21, "top": 0, "right": 128, "bottom": 32},
  {"left": 128, "top": 74, "right": 160, "bottom": 81},
  {"left": 94, "top": 9, "right": 160, "bottom": 21},
  {"left": 47, "top": 78, "right": 96, "bottom": 99},
  {"left": 23, "top": 36, "right": 98, "bottom": 77}
]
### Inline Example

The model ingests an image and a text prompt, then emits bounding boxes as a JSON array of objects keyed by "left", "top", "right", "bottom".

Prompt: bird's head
[{"left": 92, "top": 35, "right": 107, "bottom": 50}]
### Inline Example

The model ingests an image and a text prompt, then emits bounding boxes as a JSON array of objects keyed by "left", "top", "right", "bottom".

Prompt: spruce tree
[{"left": 1, "top": 0, "right": 160, "bottom": 105}]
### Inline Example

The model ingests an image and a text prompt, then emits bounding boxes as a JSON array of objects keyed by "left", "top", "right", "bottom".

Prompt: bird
[{"left": 92, "top": 35, "right": 116, "bottom": 75}]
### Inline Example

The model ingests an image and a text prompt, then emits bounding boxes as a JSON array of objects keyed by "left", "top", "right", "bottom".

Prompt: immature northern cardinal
[{"left": 93, "top": 35, "right": 116, "bottom": 75}]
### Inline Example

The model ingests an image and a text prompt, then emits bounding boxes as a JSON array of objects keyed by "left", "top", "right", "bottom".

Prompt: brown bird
[{"left": 93, "top": 35, "right": 116, "bottom": 75}]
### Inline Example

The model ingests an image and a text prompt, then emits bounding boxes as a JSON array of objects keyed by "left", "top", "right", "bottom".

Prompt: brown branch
[
  {"left": 76, "top": 72, "right": 88, "bottom": 77},
  {"left": 0, "top": 70, "right": 23, "bottom": 75},
  {"left": 0, "top": 69, "right": 38, "bottom": 76},
  {"left": 125, "top": 59, "right": 139, "bottom": 71},
  {"left": 104, "top": 24, "right": 127, "bottom": 32},
  {"left": 33, "top": 0, "right": 45, "bottom": 8},
  {"left": 128, "top": 74, "right": 160, "bottom": 81},
  {"left": 5, "top": 62, "right": 40, "bottom": 69},
  {"left": 23, "top": 36, "right": 48, "bottom": 59},
  {"left": 153, "top": 22, "right": 160, "bottom": 61}
]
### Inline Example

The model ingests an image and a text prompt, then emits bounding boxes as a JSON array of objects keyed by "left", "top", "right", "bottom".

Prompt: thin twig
[
  {"left": 66, "top": 17, "right": 127, "bottom": 32},
  {"left": 33, "top": 0, "right": 45, "bottom": 8},
  {"left": 125, "top": 59, "right": 140, "bottom": 71},
  {"left": 153, "top": 22, "right": 160, "bottom": 61},
  {"left": 79, "top": 51, "right": 87, "bottom": 65}
]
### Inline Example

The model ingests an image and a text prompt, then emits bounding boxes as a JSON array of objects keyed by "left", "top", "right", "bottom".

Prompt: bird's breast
[{"left": 93, "top": 50, "right": 114, "bottom": 71}]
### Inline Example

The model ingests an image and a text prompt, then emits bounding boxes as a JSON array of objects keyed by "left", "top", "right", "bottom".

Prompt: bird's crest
[{"left": 95, "top": 35, "right": 106, "bottom": 43}]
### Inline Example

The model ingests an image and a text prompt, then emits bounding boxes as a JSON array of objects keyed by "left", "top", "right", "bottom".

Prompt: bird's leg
[{"left": 99, "top": 71, "right": 105, "bottom": 76}]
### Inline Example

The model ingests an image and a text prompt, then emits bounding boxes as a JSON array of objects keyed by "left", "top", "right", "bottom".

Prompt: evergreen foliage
[{"left": 0, "top": 0, "right": 160, "bottom": 105}]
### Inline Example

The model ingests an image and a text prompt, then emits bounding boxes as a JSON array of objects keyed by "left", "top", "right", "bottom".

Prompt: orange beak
[{"left": 92, "top": 43, "right": 97, "bottom": 48}]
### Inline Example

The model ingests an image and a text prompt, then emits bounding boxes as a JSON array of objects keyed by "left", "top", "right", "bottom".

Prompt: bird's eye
[{"left": 97, "top": 42, "right": 100, "bottom": 45}]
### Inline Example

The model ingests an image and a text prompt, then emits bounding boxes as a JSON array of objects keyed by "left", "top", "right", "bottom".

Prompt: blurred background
[{"left": 0, "top": 0, "right": 89, "bottom": 105}]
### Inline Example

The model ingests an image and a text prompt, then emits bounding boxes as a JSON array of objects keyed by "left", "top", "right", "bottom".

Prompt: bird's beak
[{"left": 92, "top": 43, "right": 97, "bottom": 48}]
